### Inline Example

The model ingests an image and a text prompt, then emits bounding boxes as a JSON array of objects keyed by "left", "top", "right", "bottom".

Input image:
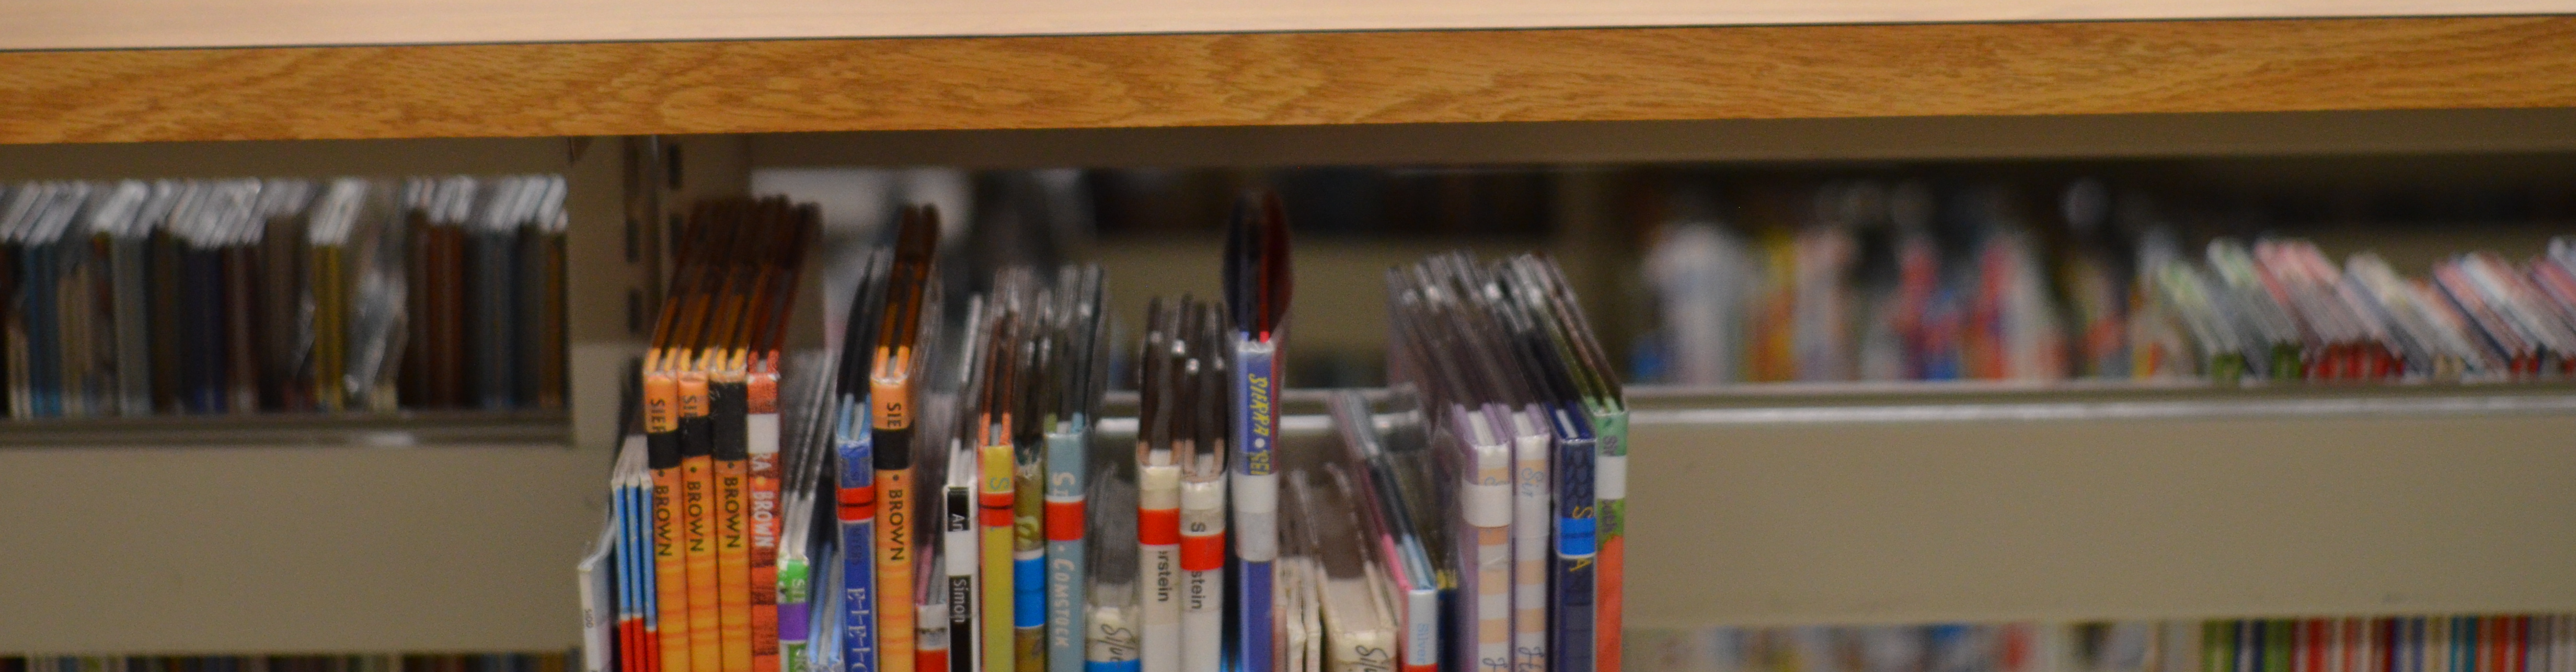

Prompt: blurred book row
[
  {"left": 0, "top": 654, "right": 571, "bottom": 672},
  {"left": 1640, "top": 179, "right": 2576, "bottom": 385},
  {"left": 0, "top": 175, "right": 568, "bottom": 420},
  {"left": 1631, "top": 615, "right": 2576, "bottom": 672}
]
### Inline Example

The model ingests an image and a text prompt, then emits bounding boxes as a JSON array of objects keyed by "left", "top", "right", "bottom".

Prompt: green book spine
[
  {"left": 2267, "top": 620, "right": 2294, "bottom": 672},
  {"left": 2206, "top": 621, "right": 2234, "bottom": 672}
]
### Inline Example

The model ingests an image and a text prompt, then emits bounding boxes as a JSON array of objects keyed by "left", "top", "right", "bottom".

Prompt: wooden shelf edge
[{"left": 4, "top": 16, "right": 2575, "bottom": 144}]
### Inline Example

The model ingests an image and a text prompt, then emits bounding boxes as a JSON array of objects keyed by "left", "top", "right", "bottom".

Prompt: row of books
[
  {"left": 0, "top": 175, "right": 568, "bottom": 420},
  {"left": 1631, "top": 615, "right": 2576, "bottom": 672},
  {"left": 1, "top": 654, "right": 573, "bottom": 672},
  {"left": 578, "top": 192, "right": 1634, "bottom": 672},
  {"left": 1642, "top": 180, "right": 2576, "bottom": 384},
  {"left": 2130, "top": 240, "right": 2576, "bottom": 382}
]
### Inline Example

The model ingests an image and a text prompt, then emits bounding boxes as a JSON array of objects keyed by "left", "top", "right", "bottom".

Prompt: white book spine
[
  {"left": 1509, "top": 411, "right": 1551, "bottom": 672},
  {"left": 1139, "top": 464, "right": 1183, "bottom": 672}
]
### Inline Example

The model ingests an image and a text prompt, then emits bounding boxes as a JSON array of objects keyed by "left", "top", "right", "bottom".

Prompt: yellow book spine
[{"left": 980, "top": 442, "right": 1016, "bottom": 672}]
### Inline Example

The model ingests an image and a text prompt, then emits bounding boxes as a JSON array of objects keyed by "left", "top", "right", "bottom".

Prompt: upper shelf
[
  {"left": 4, "top": 0, "right": 2571, "bottom": 50},
  {"left": 5, "top": 16, "right": 2576, "bottom": 145}
]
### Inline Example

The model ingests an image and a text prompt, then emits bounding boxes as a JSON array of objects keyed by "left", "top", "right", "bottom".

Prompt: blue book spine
[
  {"left": 837, "top": 401, "right": 878, "bottom": 672},
  {"left": 1045, "top": 422, "right": 1089, "bottom": 672},
  {"left": 616, "top": 475, "right": 640, "bottom": 650},
  {"left": 1015, "top": 552, "right": 1046, "bottom": 628},
  {"left": 1085, "top": 662, "right": 1142, "bottom": 672},
  {"left": 1232, "top": 341, "right": 1278, "bottom": 672},
  {"left": 817, "top": 543, "right": 846, "bottom": 672},
  {"left": 1549, "top": 405, "right": 1597, "bottom": 672},
  {"left": 632, "top": 474, "right": 658, "bottom": 643},
  {"left": 2455, "top": 616, "right": 2475, "bottom": 672}
]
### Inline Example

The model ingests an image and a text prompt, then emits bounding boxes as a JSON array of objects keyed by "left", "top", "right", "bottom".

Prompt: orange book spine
[
  {"left": 681, "top": 373, "right": 722, "bottom": 672},
  {"left": 717, "top": 375, "right": 754, "bottom": 672},
  {"left": 874, "top": 371, "right": 919, "bottom": 672},
  {"left": 648, "top": 372, "right": 692, "bottom": 672},
  {"left": 876, "top": 466, "right": 917, "bottom": 672},
  {"left": 748, "top": 363, "right": 784, "bottom": 672}
]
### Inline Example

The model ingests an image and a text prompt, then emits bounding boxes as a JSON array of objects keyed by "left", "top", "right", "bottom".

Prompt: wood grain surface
[
  {"left": 6, "top": 0, "right": 2570, "bottom": 52},
  {"left": 3, "top": 16, "right": 2574, "bottom": 144}
]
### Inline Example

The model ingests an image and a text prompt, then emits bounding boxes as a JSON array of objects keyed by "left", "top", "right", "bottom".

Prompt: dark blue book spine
[
  {"left": 184, "top": 248, "right": 226, "bottom": 414},
  {"left": 469, "top": 231, "right": 515, "bottom": 411},
  {"left": 1548, "top": 404, "right": 1596, "bottom": 672},
  {"left": 23, "top": 245, "right": 60, "bottom": 417}
]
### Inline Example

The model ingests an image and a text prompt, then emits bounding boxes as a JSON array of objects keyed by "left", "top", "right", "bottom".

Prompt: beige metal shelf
[
  {"left": 1619, "top": 385, "right": 2576, "bottom": 628},
  {"left": 3, "top": 384, "right": 2570, "bottom": 651},
  {"left": 0, "top": 411, "right": 569, "bottom": 449}
]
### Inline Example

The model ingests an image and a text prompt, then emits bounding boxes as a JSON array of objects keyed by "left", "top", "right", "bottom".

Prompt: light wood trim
[
  {"left": 7, "top": 0, "right": 2571, "bottom": 52},
  {"left": 5, "top": 16, "right": 2576, "bottom": 144}
]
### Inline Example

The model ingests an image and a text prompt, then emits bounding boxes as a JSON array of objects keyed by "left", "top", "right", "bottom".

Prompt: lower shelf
[
  {"left": 1, "top": 386, "right": 2568, "bottom": 651},
  {"left": 1623, "top": 384, "right": 2576, "bottom": 628},
  {"left": 0, "top": 443, "right": 600, "bottom": 653}
]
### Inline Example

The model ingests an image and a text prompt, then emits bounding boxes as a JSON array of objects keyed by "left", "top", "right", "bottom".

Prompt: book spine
[
  {"left": 57, "top": 243, "right": 93, "bottom": 417},
  {"left": 872, "top": 388, "right": 919, "bottom": 672},
  {"left": 514, "top": 227, "right": 546, "bottom": 409},
  {"left": 582, "top": 544, "right": 614, "bottom": 672},
  {"left": 540, "top": 233, "right": 569, "bottom": 409},
  {"left": 649, "top": 372, "right": 693, "bottom": 672},
  {"left": 1043, "top": 425, "right": 1088, "bottom": 672},
  {"left": 472, "top": 230, "right": 512, "bottom": 409},
  {"left": 1137, "top": 464, "right": 1181, "bottom": 672},
  {"left": 683, "top": 373, "right": 722, "bottom": 672},
  {"left": 617, "top": 467, "right": 640, "bottom": 672},
  {"left": 1400, "top": 583, "right": 1437, "bottom": 672},
  {"left": 1510, "top": 414, "right": 1550, "bottom": 672},
  {"left": 1553, "top": 411, "right": 1598, "bottom": 672},
  {"left": 1, "top": 241, "right": 19, "bottom": 419},
  {"left": 1014, "top": 453, "right": 1048, "bottom": 672},
  {"left": 222, "top": 244, "right": 259, "bottom": 413},
  {"left": 947, "top": 484, "right": 976, "bottom": 672},
  {"left": 185, "top": 247, "right": 221, "bottom": 414},
  {"left": 1230, "top": 341, "right": 1280, "bottom": 672},
  {"left": 717, "top": 379, "right": 755, "bottom": 672},
  {"left": 749, "top": 368, "right": 784, "bottom": 672},
  {"left": 627, "top": 454, "right": 659, "bottom": 672},
  {"left": 29, "top": 245, "right": 63, "bottom": 416},
  {"left": 104, "top": 235, "right": 147, "bottom": 412},
  {"left": 260, "top": 217, "right": 304, "bottom": 412},
  {"left": 309, "top": 244, "right": 346, "bottom": 412},
  {"left": 838, "top": 401, "right": 879, "bottom": 672},
  {"left": 436, "top": 226, "right": 468, "bottom": 407},
  {"left": 1591, "top": 408, "right": 1628, "bottom": 672},
  {"left": 780, "top": 551, "right": 814, "bottom": 672},
  {"left": 982, "top": 442, "right": 1018, "bottom": 672},
  {"left": 400, "top": 214, "right": 430, "bottom": 406}
]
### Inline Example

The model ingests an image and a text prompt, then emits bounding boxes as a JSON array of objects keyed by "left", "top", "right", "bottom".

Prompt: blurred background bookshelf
[{"left": 2, "top": 10, "right": 2575, "bottom": 662}]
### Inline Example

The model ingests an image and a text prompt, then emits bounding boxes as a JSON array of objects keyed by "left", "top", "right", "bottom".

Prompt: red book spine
[{"left": 748, "top": 363, "right": 783, "bottom": 672}]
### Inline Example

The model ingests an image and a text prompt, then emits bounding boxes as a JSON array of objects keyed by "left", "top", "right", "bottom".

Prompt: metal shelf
[
  {"left": 0, "top": 411, "right": 570, "bottom": 449},
  {"left": 4, "top": 384, "right": 2570, "bottom": 651}
]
